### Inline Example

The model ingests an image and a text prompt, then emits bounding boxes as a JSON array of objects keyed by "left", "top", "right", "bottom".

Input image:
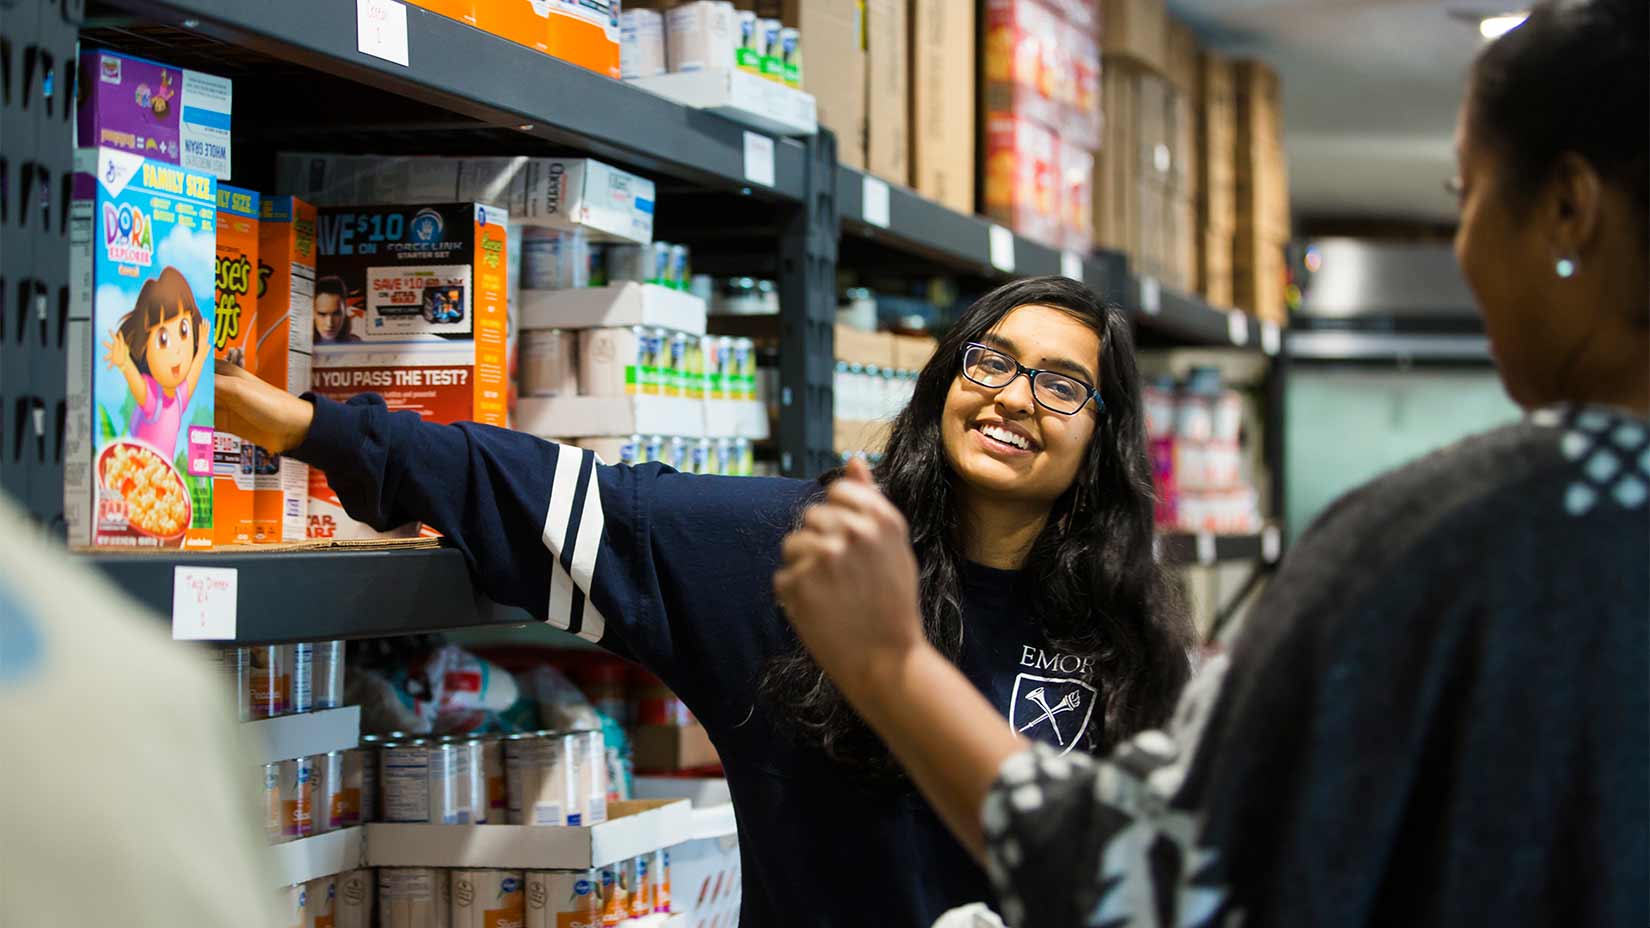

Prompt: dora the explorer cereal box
[
  {"left": 307, "top": 202, "right": 508, "bottom": 540},
  {"left": 212, "top": 184, "right": 259, "bottom": 546},
  {"left": 66, "top": 148, "right": 217, "bottom": 550}
]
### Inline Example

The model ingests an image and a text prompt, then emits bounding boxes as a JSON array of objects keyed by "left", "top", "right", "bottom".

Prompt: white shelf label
[
  {"left": 861, "top": 175, "right": 891, "bottom": 229},
  {"left": 357, "top": 0, "right": 410, "bottom": 67},
  {"left": 172, "top": 566, "right": 238, "bottom": 640},
  {"left": 1227, "top": 311, "right": 1250, "bottom": 347},
  {"left": 742, "top": 131, "right": 775, "bottom": 188},
  {"left": 1061, "top": 250, "right": 1084, "bottom": 282},
  {"left": 1195, "top": 532, "right": 1217, "bottom": 566},
  {"left": 988, "top": 225, "right": 1016, "bottom": 273},
  {"left": 1262, "top": 526, "right": 1282, "bottom": 564},
  {"left": 1261, "top": 321, "right": 1282, "bottom": 356},
  {"left": 1139, "top": 277, "right": 1162, "bottom": 315}
]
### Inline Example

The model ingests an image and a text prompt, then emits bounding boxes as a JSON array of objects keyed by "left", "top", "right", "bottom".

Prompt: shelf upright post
[
  {"left": 0, "top": 0, "right": 82, "bottom": 532},
  {"left": 775, "top": 130, "right": 839, "bottom": 478},
  {"left": 1264, "top": 333, "right": 1291, "bottom": 546}
]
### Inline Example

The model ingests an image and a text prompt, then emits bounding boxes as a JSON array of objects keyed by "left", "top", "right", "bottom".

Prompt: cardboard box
[
  {"left": 1234, "top": 234, "right": 1287, "bottom": 324},
  {"left": 891, "top": 333, "right": 937, "bottom": 371},
  {"left": 835, "top": 418, "right": 890, "bottom": 455},
  {"left": 550, "top": 0, "right": 622, "bottom": 79},
  {"left": 66, "top": 149, "right": 217, "bottom": 550},
  {"left": 630, "top": 68, "right": 819, "bottom": 136},
  {"left": 760, "top": 0, "right": 865, "bottom": 169},
  {"left": 667, "top": 1, "right": 738, "bottom": 72},
  {"left": 1197, "top": 52, "right": 1238, "bottom": 235},
  {"left": 404, "top": 0, "right": 476, "bottom": 26},
  {"left": 1100, "top": 0, "right": 1167, "bottom": 74},
  {"left": 833, "top": 324, "right": 895, "bottom": 368},
  {"left": 1059, "top": 140, "right": 1095, "bottom": 252},
  {"left": 255, "top": 196, "right": 318, "bottom": 544},
  {"left": 984, "top": 112, "right": 1061, "bottom": 248},
  {"left": 474, "top": 0, "right": 553, "bottom": 54},
  {"left": 307, "top": 203, "right": 510, "bottom": 540},
  {"left": 76, "top": 49, "right": 233, "bottom": 180},
  {"left": 213, "top": 184, "right": 261, "bottom": 546},
  {"left": 1165, "top": 21, "right": 1200, "bottom": 94},
  {"left": 1199, "top": 227, "right": 1235, "bottom": 307},
  {"left": 366, "top": 800, "right": 693, "bottom": 869},
  {"left": 621, "top": 8, "right": 669, "bottom": 79},
  {"left": 516, "top": 395, "right": 706, "bottom": 438},
  {"left": 521, "top": 283, "right": 708, "bottom": 335},
  {"left": 909, "top": 0, "right": 975, "bottom": 213},
  {"left": 865, "top": 0, "right": 909, "bottom": 182},
  {"left": 632, "top": 725, "right": 722, "bottom": 772},
  {"left": 1094, "top": 62, "right": 1140, "bottom": 256}
]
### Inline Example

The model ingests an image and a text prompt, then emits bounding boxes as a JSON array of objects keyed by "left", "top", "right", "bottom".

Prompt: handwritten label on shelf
[
  {"left": 1139, "top": 277, "right": 1162, "bottom": 315},
  {"left": 743, "top": 131, "right": 776, "bottom": 188},
  {"left": 861, "top": 175, "right": 891, "bottom": 228},
  {"left": 1196, "top": 532, "right": 1217, "bottom": 566},
  {"left": 357, "top": 0, "right": 410, "bottom": 67},
  {"left": 988, "top": 225, "right": 1016, "bottom": 273},
  {"left": 1227, "top": 311, "right": 1250, "bottom": 347},
  {"left": 1261, "top": 321, "right": 1281, "bottom": 356},
  {"left": 1262, "top": 526, "right": 1282, "bottom": 564},
  {"left": 172, "top": 566, "right": 238, "bottom": 641},
  {"left": 1061, "top": 250, "right": 1084, "bottom": 282}
]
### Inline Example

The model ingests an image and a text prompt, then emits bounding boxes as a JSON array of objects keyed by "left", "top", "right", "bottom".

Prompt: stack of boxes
[
  {"left": 832, "top": 326, "right": 936, "bottom": 457},
  {"left": 1196, "top": 51, "right": 1238, "bottom": 308},
  {"left": 1232, "top": 60, "right": 1290, "bottom": 325}
]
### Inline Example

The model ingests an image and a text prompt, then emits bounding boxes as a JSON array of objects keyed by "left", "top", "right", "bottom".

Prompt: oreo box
[
  {"left": 77, "top": 48, "right": 234, "bottom": 179},
  {"left": 307, "top": 203, "right": 510, "bottom": 540},
  {"left": 66, "top": 149, "right": 218, "bottom": 550}
]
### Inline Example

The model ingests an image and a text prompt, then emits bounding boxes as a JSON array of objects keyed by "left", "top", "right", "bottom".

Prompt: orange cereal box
[
  {"left": 212, "top": 184, "right": 260, "bottom": 545},
  {"left": 254, "top": 196, "right": 318, "bottom": 543},
  {"left": 405, "top": 0, "right": 476, "bottom": 26},
  {"left": 475, "top": 0, "right": 553, "bottom": 54}
]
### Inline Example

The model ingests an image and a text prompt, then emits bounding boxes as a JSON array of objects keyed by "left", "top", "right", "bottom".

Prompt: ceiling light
[{"left": 1479, "top": 12, "right": 1529, "bottom": 39}]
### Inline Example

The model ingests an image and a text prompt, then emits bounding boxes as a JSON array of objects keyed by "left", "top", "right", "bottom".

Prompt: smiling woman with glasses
[{"left": 960, "top": 341, "right": 1104, "bottom": 416}]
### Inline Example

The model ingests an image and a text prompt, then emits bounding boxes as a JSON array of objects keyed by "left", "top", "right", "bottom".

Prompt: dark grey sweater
[{"left": 981, "top": 406, "right": 1649, "bottom": 927}]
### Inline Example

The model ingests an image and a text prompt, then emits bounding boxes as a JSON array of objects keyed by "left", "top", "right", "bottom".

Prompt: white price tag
[
  {"left": 1196, "top": 532, "right": 1217, "bottom": 566},
  {"left": 988, "top": 225, "right": 1017, "bottom": 273},
  {"left": 861, "top": 175, "right": 891, "bottom": 229},
  {"left": 1227, "top": 311, "right": 1250, "bottom": 346},
  {"left": 171, "top": 566, "right": 238, "bottom": 640},
  {"left": 1139, "top": 276, "right": 1162, "bottom": 315},
  {"left": 1262, "top": 525, "right": 1282, "bottom": 564},
  {"left": 1061, "top": 250, "right": 1084, "bottom": 282},
  {"left": 743, "top": 131, "right": 776, "bottom": 188},
  {"left": 1261, "top": 321, "right": 1281, "bottom": 356},
  {"left": 357, "top": 0, "right": 410, "bottom": 67}
]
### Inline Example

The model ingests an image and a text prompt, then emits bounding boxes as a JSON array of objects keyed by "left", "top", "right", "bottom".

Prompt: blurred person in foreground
[
  {"left": 775, "top": 1, "right": 1648, "bottom": 924},
  {"left": 0, "top": 494, "right": 279, "bottom": 926}
]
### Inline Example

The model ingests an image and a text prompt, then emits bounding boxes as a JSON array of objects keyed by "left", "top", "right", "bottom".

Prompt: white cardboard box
[
  {"left": 704, "top": 400, "right": 770, "bottom": 440},
  {"left": 632, "top": 69, "right": 819, "bottom": 137},
  {"left": 516, "top": 395, "right": 706, "bottom": 439},
  {"left": 519, "top": 284, "right": 708, "bottom": 336},
  {"left": 269, "top": 826, "right": 367, "bottom": 888},
  {"left": 365, "top": 799, "right": 692, "bottom": 869},
  {"left": 248, "top": 706, "right": 362, "bottom": 765}
]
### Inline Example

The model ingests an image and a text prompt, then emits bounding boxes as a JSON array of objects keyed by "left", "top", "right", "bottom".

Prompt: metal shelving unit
[{"left": 5, "top": 0, "right": 1287, "bottom": 642}]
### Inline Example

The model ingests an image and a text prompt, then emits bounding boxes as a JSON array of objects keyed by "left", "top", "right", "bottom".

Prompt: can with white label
[
  {"left": 304, "top": 874, "right": 336, "bottom": 928},
  {"left": 630, "top": 855, "right": 654, "bottom": 919},
  {"left": 312, "top": 640, "right": 345, "bottom": 709},
  {"left": 335, "top": 869, "right": 374, "bottom": 928},
  {"left": 667, "top": 244, "right": 691, "bottom": 291},
  {"left": 358, "top": 734, "right": 387, "bottom": 822},
  {"left": 598, "top": 864, "right": 629, "bottom": 927},
  {"left": 779, "top": 26, "right": 802, "bottom": 87},
  {"left": 278, "top": 883, "right": 306, "bottom": 928},
  {"left": 569, "top": 729, "right": 608, "bottom": 826},
  {"left": 338, "top": 747, "right": 367, "bottom": 827},
  {"left": 525, "top": 870, "right": 602, "bottom": 928},
  {"left": 246, "top": 645, "right": 288, "bottom": 719},
  {"left": 653, "top": 848, "right": 671, "bottom": 913},
  {"left": 278, "top": 755, "right": 318, "bottom": 840},
  {"left": 505, "top": 732, "right": 575, "bottom": 826},
  {"left": 440, "top": 735, "right": 489, "bottom": 825},
  {"left": 451, "top": 870, "right": 525, "bottom": 928},
  {"left": 379, "top": 868, "right": 449, "bottom": 928},
  {"left": 216, "top": 646, "right": 251, "bottom": 721},
  {"left": 382, "top": 739, "right": 466, "bottom": 824},
  {"left": 288, "top": 642, "right": 316, "bottom": 714},
  {"left": 314, "top": 750, "right": 344, "bottom": 834},
  {"left": 735, "top": 10, "right": 760, "bottom": 73},
  {"left": 263, "top": 762, "right": 284, "bottom": 845},
  {"left": 481, "top": 735, "right": 508, "bottom": 822}
]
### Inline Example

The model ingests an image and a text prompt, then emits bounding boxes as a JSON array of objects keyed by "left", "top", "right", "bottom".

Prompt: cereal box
[
  {"left": 213, "top": 184, "right": 260, "bottom": 546},
  {"left": 551, "top": 0, "right": 621, "bottom": 79},
  {"left": 307, "top": 203, "right": 509, "bottom": 540},
  {"left": 255, "top": 196, "right": 319, "bottom": 544},
  {"left": 76, "top": 48, "right": 234, "bottom": 180},
  {"left": 405, "top": 0, "right": 476, "bottom": 26},
  {"left": 475, "top": 0, "right": 554, "bottom": 54},
  {"left": 66, "top": 148, "right": 217, "bottom": 550}
]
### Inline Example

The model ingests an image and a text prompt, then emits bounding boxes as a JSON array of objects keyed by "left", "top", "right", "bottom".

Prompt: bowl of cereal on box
[{"left": 98, "top": 440, "right": 192, "bottom": 545}]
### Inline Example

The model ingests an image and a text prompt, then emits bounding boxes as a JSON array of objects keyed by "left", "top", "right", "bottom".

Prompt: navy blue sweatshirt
[{"left": 294, "top": 394, "right": 1111, "bottom": 926}]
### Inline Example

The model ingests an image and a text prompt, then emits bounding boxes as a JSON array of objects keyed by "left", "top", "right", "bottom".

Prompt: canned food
[
  {"left": 691, "top": 438, "right": 713, "bottom": 475},
  {"left": 598, "top": 865, "right": 628, "bottom": 928},
  {"left": 758, "top": 17, "right": 784, "bottom": 82},
  {"left": 440, "top": 735, "right": 489, "bottom": 825},
  {"left": 649, "top": 327, "right": 671, "bottom": 397},
  {"left": 630, "top": 855, "right": 653, "bottom": 919},
  {"left": 665, "top": 437, "right": 689, "bottom": 475},
  {"left": 278, "top": 883, "right": 306, "bottom": 928},
  {"left": 733, "top": 337, "right": 756, "bottom": 401},
  {"left": 451, "top": 870, "right": 525, "bottom": 928},
  {"left": 521, "top": 329, "right": 579, "bottom": 398},
  {"left": 314, "top": 750, "right": 344, "bottom": 834},
  {"left": 525, "top": 870, "right": 602, "bottom": 928},
  {"left": 338, "top": 748, "right": 367, "bottom": 827},
  {"left": 780, "top": 26, "right": 801, "bottom": 87},
  {"left": 666, "top": 332, "right": 689, "bottom": 397},
  {"left": 667, "top": 244, "right": 691, "bottom": 291},
  {"left": 335, "top": 869, "right": 374, "bottom": 928},
  {"left": 653, "top": 849, "right": 671, "bottom": 913},
  {"left": 505, "top": 732, "right": 575, "bottom": 826},
  {"left": 304, "top": 874, "right": 336, "bottom": 928},
  {"left": 736, "top": 10, "right": 761, "bottom": 73},
  {"left": 359, "top": 735, "right": 386, "bottom": 823},
  {"left": 382, "top": 739, "right": 468, "bottom": 824},
  {"left": 379, "top": 868, "right": 448, "bottom": 928},
  {"left": 263, "top": 762, "right": 284, "bottom": 845},
  {"left": 648, "top": 242, "right": 671, "bottom": 286},
  {"left": 246, "top": 645, "right": 288, "bottom": 719},
  {"left": 312, "top": 640, "right": 345, "bottom": 709},
  {"left": 735, "top": 437, "right": 754, "bottom": 478},
  {"left": 641, "top": 435, "right": 665, "bottom": 465},
  {"left": 217, "top": 646, "right": 251, "bottom": 721},
  {"left": 569, "top": 730, "right": 609, "bottom": 826},
  {"left": 482, "top": 736, "right": 508, "bottom": 821},
  {"left": 714, "top": 336, "right": 735, "bottom": 400},
  {"left": 278, "top": 756, "right": 318, "bottom": 839},
  {"left": 289, "top": 642, "right": 316, "bottom": 714}
]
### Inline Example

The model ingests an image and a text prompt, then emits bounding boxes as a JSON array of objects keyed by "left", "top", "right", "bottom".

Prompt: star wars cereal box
[
  {"left": 76, "top": 48, "right": 233, "bottom": 180},
  {"left": 253, "top": 196, "right": 318, "bottom": 544},
  {"left": 307, "top": 203, "right": 509, "bottom": 540},
  {"left": 66, "top": 148, "right": 217, "bottom": 550},
  {"left": 213, "top": 184, "right": 260, "bottom": 545}
]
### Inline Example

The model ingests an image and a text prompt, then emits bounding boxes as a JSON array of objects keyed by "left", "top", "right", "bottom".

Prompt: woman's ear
[{"left": 1548, "top": 151, "right": 1605, "bottom": 261}]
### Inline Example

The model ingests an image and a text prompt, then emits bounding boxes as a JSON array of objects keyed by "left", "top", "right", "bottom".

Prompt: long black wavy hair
[{"left": 761, "top": 276, "right": 1193, "bottom": 779}]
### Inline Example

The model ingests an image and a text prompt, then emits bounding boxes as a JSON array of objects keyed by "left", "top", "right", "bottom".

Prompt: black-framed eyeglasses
[{"left": 959, "top": 343, "right": 1103, "bottom": 416}]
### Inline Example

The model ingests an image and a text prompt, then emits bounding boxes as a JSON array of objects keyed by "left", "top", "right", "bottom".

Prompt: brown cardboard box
[
  {"left": 834, "top": 324, "right": 897, "bottom": 367},
  {"left": 909, "top": 0, "right": 974, "bottom": 213},
  {"left": 1165, "top": 20, "right": 1199, "bottom": 94},
  {"left": 892, "top": 333, "right": 938, "bottom": 371},
  {"left": 835, "top": 418, "right": 891, "bottom": 455},
  {"left": 1199, "top": 228, "right": 1234, "bottom": 307},
  {"left": 1094, "top": 62, "right": 1140, "bottom": 256},
  {"left": 1234, "top": 234, "right": 1286, "bottom": 324},
  {"left": 865, "top": 0, "right": 909, "bottom": 182},
  {"left": 1197, "top": 52, "right": 1238, "bottom": 234},
  {"left": 1169, "top": 192, "right": 1196, "bottom": 292},
  {"left": 1101, "top": 0, "right": 1167, "bottom": 74},
  {"left": 762, "top": 0, "right": 866, "bottom": 169},
  {"left": 632, "top": 724, "right": 721, "bottom": 772}
]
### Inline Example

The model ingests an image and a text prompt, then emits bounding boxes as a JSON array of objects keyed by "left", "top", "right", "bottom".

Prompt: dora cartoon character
[{"left": 103, "top": 265, "right": 211, "bottom": 460}]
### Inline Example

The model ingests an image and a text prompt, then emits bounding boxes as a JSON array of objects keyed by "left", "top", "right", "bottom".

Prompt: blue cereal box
[{"left": 66, "top": 148, "right": 218, "bottom": 550}]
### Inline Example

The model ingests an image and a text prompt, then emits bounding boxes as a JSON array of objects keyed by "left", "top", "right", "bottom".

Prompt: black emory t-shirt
[{"left": 295, "top": 393, "right": 1125, "bottom": 926}]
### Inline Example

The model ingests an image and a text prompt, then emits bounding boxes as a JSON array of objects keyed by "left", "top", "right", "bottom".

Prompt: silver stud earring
[{"left": 1556, "top": 256, "right": 1579, "bottom": 279}]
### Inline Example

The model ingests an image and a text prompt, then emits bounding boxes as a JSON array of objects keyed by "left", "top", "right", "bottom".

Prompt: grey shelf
[
  {"left": 1129, "top": 275, "right": 1275, "bottom": 353},
  {"left": 1158, "top": 531, "right": 1281, "bottom": 566}
]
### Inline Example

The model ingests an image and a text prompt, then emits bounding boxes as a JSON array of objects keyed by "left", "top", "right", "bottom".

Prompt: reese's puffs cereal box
[{"left": 212, "top": 184, "right": 260, "bottom": 545}]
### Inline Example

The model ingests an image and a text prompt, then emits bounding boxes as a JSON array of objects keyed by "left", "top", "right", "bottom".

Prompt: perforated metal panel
[{"left": 1, "top": 0, "right": 82, "bottom": 530}]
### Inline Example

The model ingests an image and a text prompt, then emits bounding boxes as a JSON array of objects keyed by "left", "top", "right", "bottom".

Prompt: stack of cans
[{"left": 219, "top": 640, "right": 345, "bottom": 721}]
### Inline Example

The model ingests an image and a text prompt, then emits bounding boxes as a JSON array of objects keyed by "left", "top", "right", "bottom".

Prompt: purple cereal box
[{"left": 76, "top": 48, "right": 234, "bottom": 180}]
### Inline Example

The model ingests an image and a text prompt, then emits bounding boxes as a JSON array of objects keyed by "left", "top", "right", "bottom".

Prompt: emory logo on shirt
[{"left": 1010, "top": 647, "right": 1098, "bottom": 755}]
